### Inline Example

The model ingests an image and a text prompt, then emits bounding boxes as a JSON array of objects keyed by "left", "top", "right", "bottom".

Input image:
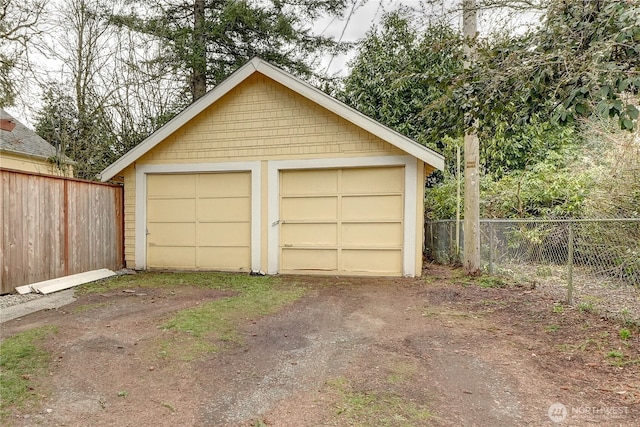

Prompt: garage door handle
[{"left": 272, "top": 220, "right": 280, "bottom": 226}]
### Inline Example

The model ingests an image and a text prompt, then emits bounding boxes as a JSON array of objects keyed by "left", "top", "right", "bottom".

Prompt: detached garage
[{"left": 100, "top": 58, "right": 444, "bottom": 277}]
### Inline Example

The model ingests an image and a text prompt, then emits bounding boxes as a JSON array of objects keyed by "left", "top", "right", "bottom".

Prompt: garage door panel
[
  {"left": 281, "top": 223, "right": 337, "bottom": 246},
  {"left": 148, "top": 174, "right": 196, "bottom": 197},
  {"left": 342, "top": 249, "right": 402, "bottom": 274},
  {"left": 342, "top": 222, "right": 402, "bottom": 246},
  {"left": 198, "top": 173, "right": 250, "bottom": 197},
  {"left": 198, "top": 197, "right": 250, "bottom": 221},
  {"left": 198, "top": 247, "right": 250, "bottom": 270},
  {"left": 280, "top": 169, "right": 338, "bottom": 195},
  {"left": 147, "top": 172, "right": 251, "bottom": 271},
  {"left": 281, "top": 249, "right": 337, "bottom": 271},
  {"left": 147, "top": 223, "right": 195, "bottom": 246},
  {"left": 281, "top": 197, "right": 337, "bottom": 221},
  {"left": 342, "top": 195, "right": 403, "bottom": 220},
  {"left": 198, "top": 222, "right": 250, "bottom": 246},
  {"left": 279, "top": 167, "right": 404, "bottom": 275},
  {"left": 148, "top": 199, "right": 196, "bottom": 222},
  {"left": 342, "top": 167, "right": 404, "bottom": 194},
  {"left": 147, "top": 246, "right": 196, "bottom": 269}
]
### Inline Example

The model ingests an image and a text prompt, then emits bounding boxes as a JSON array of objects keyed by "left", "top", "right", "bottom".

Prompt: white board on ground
[{"left": 15, "top": 269, "right": 116, "bottom": 295}]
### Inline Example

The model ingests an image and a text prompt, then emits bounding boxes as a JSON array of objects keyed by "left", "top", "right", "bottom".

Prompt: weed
[
  {"left": 552, "top": 304, "right": 565, "bottom": 314},
  {"left": 536, "top": 266, "right": 553, "bottom": 277},
  {"left": 578, "top": 302, "right": 595, "bottom": 313},
  {"left": 477, "top": 276, "right": 507, "bottom": 289},
  {"left": 606, "top": 350, "right": 624, "bottom": 360},
  {"left": 0, "top": 326, "right": 57, "bottom": 418},
  {"left": 545, "top": 325, "right": 560, "bottom": 333},
  {"left": 117, "top": 391, "right": 128, "bottom": 398},
  {"left": 619, "top": 328, "right": 632, "bottom": 341},
  {"left": 252, "top": 420, "right": 268, "bottom": 427},
  {"left": 574, "top": 339, "right": 602, "bottom": 352},
  {"left": 619, "top": 309, "right": 636, "bottom": 327}
]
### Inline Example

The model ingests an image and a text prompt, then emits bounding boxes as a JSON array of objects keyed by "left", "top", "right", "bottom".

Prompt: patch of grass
[
  {"left": 573, "top": 338, "right": 602, "bottom": 352},
  {"left": 151, "top": 273, "right": 305, "bottom": 359},
  {"left": 552, "top": 303, "right": 565, "bottom": 314},
  {"left": 0, "top": 326, "right": 57, "bottom": 418},
  {"left": 387, "top": 361, "right": 417, "bottom": 385},
  {"left": 619, "top": 328, "right": 632, "bottom": 341},
  {"left": 606, "top": 349, "right": 624, "bottom": 360},
  {"left": 462, "top": 275, "right": 508, "bottom": 289},
  {"left": 78, "top": 271, "right": 276, "bottom": 295},
  {"left": 536, "top": 266, "right": 553, "bottom": 277},
  {"left": 480, "top": 276, "right": 507, "bottom": 288},
  {"left": 155, "top": 335, "right": 218, "bottom": 362},
  {"left": 578, "top": 301, "right": 595, "bottom": 313},
  {"left": 327, "top": 377, "right": 432, "bottom": 426},
  {"left": 545, "top": 325, "right": 560, "bottom": 333},
  {"left": 117, "top": 390, "right": 128, "bottom": 398}
]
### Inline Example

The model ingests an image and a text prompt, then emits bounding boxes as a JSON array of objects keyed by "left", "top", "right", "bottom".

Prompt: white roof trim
[{"left": 100, "top": 57, "right": 444, "bottom": 182}]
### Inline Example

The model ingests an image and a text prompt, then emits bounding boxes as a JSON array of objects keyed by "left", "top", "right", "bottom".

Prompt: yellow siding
[
  {"left": 0, "top": 152, "right": 73, "bottom": 177},
  {"left": 136, "top": 73, "right": 403, "bottom": 165},
  {"left": 121, "top": 73, "right": 412, "bottom": 272}
]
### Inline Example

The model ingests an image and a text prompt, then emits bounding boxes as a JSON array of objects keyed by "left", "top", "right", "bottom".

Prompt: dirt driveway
[{"left": 2, "top": 266, "right": 639, "bottom": 426}]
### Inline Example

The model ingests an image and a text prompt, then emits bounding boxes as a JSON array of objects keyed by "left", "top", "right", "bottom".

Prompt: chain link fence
[{"left": 425, "top": 219, "right": 640, "bottom": 324}]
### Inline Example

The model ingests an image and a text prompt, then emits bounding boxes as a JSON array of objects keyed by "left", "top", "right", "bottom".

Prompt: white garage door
[
  {"left": 146, "top": 172, "right": 251, "bottom": 270},
  {"left": 279, "top": 167, "right": 404, "bottom": 275}
]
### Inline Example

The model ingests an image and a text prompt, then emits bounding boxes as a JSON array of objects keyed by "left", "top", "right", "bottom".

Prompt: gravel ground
[{"left": 0, "top": 292, "right": 44, "bottom": 309}]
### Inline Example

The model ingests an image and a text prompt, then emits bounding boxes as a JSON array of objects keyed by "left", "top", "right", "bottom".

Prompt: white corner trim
[
  {"left": 135, "top": 161, "right": 261, "bottom": 271},
  {"left": 267, "top": 156, "right": 418, "bottom": 276},
  {"left": 403, "top": 159, "right": 418, "bottom": 277}
]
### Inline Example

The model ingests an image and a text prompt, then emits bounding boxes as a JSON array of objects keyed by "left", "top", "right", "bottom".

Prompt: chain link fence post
[
  {"left": 566, "top": 221, "right": 574, "bottom": 304},
  {"left": 489, "top": 222, "right": 495, "bottom": 274}
]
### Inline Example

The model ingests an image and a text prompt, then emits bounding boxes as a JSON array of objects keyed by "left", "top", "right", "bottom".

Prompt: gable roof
[
  {"left": 100, "top": 57, "right": 444, "bottom": 181},
  {"left": 0, "top": 109, "right": 75, "bottom": 165}
]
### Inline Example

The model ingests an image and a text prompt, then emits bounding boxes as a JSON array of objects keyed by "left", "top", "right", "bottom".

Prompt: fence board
[{"left": 0, "top": 168, "right": 124, "bottom": 294}]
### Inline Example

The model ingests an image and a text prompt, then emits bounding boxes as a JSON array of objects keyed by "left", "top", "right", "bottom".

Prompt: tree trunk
[{"left": 191, "top": 0, "right": 207, "bottom": 101}]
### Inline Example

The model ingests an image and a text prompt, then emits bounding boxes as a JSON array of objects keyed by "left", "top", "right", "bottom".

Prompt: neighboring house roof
[
  {"left": 0, "top": 108, "right": 76, "bottom": 165},
  {"left": 100, "top": 57, "right": 445, "bottom": 182}
]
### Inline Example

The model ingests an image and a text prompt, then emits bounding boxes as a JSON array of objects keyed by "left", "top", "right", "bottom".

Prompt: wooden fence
[{"left": 0, "top": 168, "right": 124, "bottom": 294}]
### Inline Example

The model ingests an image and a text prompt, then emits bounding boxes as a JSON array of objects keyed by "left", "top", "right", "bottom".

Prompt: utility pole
[{"left": 463, "top": 0, "right": 481, "bottom": 274}]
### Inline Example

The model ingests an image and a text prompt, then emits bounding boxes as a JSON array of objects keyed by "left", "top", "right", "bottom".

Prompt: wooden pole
[
  {"left": 463, "top": 0, "right": 481, "bottom": 274},
  {"left": 456, "top": 146, "right": 461, "bottom": 259}
]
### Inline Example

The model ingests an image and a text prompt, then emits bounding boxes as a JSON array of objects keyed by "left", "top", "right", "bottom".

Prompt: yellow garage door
[
  {"left": 146, "top": 172, "right": 251, "bottom": 270},
  {"left": 280, "top": 167, "right": 404, "bottom": 275}
]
